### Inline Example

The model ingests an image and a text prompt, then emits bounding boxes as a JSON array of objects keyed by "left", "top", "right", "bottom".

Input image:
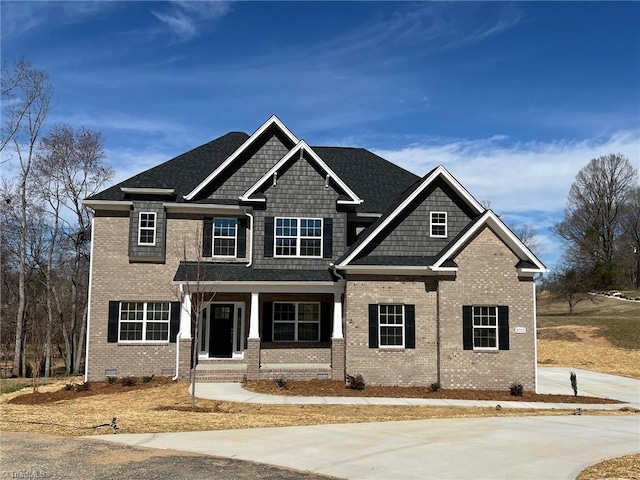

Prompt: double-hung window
[
  {"left": 275, "top": 217, "right": 322, "bottom": 257},
  {"left": 472, "top": 306, "right": 498, "bottom": 350},
  {"left": 138, "top": 212, "right": 156, "bottom": 245},
  {"left": 119, "top": 301, "right": 170, "bottom": 342},
  {"left": 273, "top": 302, "right": 320, "bottom": 342},
  {"left": 213, "top": 218, "right": 237, "bottom": 256},
  {"left": 430, "top": 211, "right": 447, "bottom": 238},
  {"left": 379, "top": 304, "right": 405, "bottom": 347}
]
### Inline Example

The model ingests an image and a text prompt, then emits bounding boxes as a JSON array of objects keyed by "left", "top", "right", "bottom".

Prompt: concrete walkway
[
  {"left": 90, "top": 368, "right": 639, "bottom": 479},
  {"left": 191, "top": 367, "right": 639, "bottom": 410}
]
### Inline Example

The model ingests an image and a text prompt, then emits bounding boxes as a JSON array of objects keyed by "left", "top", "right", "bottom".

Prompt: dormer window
[
  {"left": 138, "top": 212, "right": 157, "bottom": 245},
  {"left": 430, "top": 211, "right": 447, "bottom": 238}
]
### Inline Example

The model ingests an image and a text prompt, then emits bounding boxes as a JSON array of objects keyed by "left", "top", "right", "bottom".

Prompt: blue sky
[{"left": 2, "top": 1, "right": 639, "bottom": 270}]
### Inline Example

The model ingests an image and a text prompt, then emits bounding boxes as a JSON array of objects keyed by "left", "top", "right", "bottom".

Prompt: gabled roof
[
  {"left": 86, "top": 132, "right": 249, "bottom": 202},
  {"left": 337, "top": 165, "right": 485, "bottom": 267},
  {"left": 432, "top": 209, "right": 547, "bottom": 273},
  {"left": 184, "top": 115, "right": 298, "bottom": 201},
  {"left": 240, "top": 140, "right": 363, "bottom": 205}
]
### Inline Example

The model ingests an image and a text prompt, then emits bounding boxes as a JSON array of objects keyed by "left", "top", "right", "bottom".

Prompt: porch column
[
  {"left": 332, "top": 292, "right": 343, "bottom": 339},
  {"left": 249, "top": 292, "right": 260, "bottom": 339},
  {"left": 180, "top": 292, "right": 192, "bottom": 339}
]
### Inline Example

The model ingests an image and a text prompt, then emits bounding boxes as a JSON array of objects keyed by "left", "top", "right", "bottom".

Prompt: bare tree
[
  {"left": 509, "top": 223, "right": 540, "bottom": 256},
  {"left": 544, "top": 265, "right": 595, "bottom": 314},
  {"left": 35, "top": 124, "right": 112, "bottom": 375},
  {"left": 1, "top": 60, "right": 53, "bottom": 376},
  {"left": 554, "top": 154, "right": 638, "bottom": 289}
]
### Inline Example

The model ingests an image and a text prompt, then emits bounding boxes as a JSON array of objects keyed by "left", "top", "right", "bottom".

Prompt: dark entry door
[{"left": 209, "top": 304, "right": 234, "bottom": 358}]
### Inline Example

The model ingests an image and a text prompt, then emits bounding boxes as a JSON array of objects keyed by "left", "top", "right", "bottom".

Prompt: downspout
[
  {"left": 245, "top": 212, "right": 254, "bottom": 268},
  {"left": 532, "top": 274, "right": 542, "bottom": 394},
  {"left": 329, "top": 263, "right": 344, "bottom": 280},
  {"left": 435, "top": 279, "right": 441, "bottom": 386},
  {"left": 172, "top": 284, "right": 185, "bottom": 381},
  {"left": 83, "top": 217, "right": 95, "bottom": 383}
]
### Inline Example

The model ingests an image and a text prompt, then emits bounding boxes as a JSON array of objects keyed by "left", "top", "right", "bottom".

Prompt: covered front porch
[{"left": 173, "top": 264, "right": 345, "bottom": 382}]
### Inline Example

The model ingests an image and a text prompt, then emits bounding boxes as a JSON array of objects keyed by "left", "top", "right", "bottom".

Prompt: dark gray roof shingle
[{"left": 174, "top": 262, "right": 337, "bottom": 282}]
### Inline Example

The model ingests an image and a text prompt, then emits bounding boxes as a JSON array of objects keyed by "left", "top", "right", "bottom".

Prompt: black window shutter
[
  {"left": 462, "top": 306, "right": 473, "bottom": 350},
  {"left": 323, "top": 218, "right": 333, "bottom": 259},
  {"left": 262, "top": 301, "right": 273, "bottom": 342},
  {"left": 320, "top": 302, "right": 332, "bottom": 342},
  {"left": 237, "top": 219, "right": 247, "bottom": 258},
  {"left": 405, "top": 304, "right": 415, "bottom": 349},
  {"left": 498, "top": 306, "right": 510, "bottom": 350},
  {"left": 264, "top": 216, "right": 274, "bottom": 257},
  {"left": 108, "top": 301, "right": 119, "bottom": 343},
  {"left": 203, "top": 218, "right": 213, "bottom": 257},
  {"left": 169, "top": 302, "right": 181, "bottom": 343},
  {"left": 368, "top": 304, "right": 378, "bottom": 348}
]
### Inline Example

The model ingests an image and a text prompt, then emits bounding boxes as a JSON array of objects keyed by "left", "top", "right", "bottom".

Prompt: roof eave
[{"left": 82, "top": 200, "right": 132, "bottom": 211}]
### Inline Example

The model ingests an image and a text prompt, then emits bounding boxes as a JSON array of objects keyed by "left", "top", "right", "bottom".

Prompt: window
[
  {"left": 213, "top": 218, "right": 237, "bottom": 256},
  {"left": 473, "top": 306, "right": 498, "bottom": 350},
  {"left": 430, "top": 211, "right": 447, "bottom": 238},
  {"left": 119, "top": 301, "right": 170, "bottom": 342},
  {"left": 275, "top": 217, "right": 322, "bottom": 257},
  {"left": 138, "top": 212, "right": 157, "bottom": 245},
  {"left": 379, "top": 304, "right": 404, "bottom": 347},
  {"left": 273, "top": 302, "right": 320, "bottom": 342}
]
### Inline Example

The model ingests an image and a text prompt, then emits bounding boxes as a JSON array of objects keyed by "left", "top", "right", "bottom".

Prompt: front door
[{"left": 209, "top": 304, "right": 234, "bottom": 358}]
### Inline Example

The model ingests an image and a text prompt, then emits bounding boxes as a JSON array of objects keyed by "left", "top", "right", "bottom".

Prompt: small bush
[
  {"left": 346, "top": 374, "right": 365, "bottom": 391},
  {"left": 121, "top": 376, "right": 137, "bottom": 387},
  {"left": 509, "top": 382, "right": 524, "bottom": 397},
  {"left": 64, "top": 383, "right": 74, "bottom": 391},
  {"left": 570, "top": 371, "right": 578, "bottom": 396},
  {"left": 429, "top": 382, "right": 441, "bottom": 393},
  {"left": 75, "top": 382, "right": 90, "bottom": 392},
  {"left": 275, "top": 377, "right": 288, "bottom": 389},
  {"left": 107, "top": 376, "right": 117, "bottom": 385},
  {"left": 142, "top": 375, "right": 154, "bottom": 384}
]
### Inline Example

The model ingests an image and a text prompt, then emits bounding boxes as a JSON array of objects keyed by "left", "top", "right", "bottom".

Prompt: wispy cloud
[
  {"left": 0, "top": 1, "right": 115, "bottom": 40},
  {"left": 54, "top": 112, "right": 187, "bottom": 135},
  {"left": 151, "top": 0, "right": 233, "bottom": 43}
]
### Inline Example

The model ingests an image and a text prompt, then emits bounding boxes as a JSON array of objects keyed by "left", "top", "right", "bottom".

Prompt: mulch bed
[{"left": 242, "top": 380, "right": 622, "bottom": 404}]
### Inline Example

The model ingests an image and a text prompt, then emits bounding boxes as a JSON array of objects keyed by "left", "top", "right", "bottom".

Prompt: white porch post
[
  {"left": 332, "top": 292, "right": 343, "bottom": 339},
  {"left": 249, "top": 292, "right": 260, "bottom": 339},
  {"left": 180, "top": 291, "right": 192, "bottom": 339}
]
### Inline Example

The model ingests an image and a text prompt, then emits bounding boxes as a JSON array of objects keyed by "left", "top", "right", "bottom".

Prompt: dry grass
[
  {"left": 577, "top": 453, "right": 640, "bottom": 480},
  {"left": 538, "top": 340, "right": 640, "bottom": 379}
]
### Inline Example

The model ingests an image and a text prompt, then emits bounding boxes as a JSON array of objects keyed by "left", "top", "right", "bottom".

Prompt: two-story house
[{"left": 83, "top": 115, "right": 546, "bottom": 390}]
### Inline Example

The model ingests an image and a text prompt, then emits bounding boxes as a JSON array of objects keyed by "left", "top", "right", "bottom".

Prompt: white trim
[
  {"left": 430, "top": 211, "right": 448, "bottom": 238},
  {"left": 82, "top": 200, "right": 133, "bottom": 211},
  {"left": 198, "top": 302, "right": 246, "bottom": 359},
  {"left": 185, "top": 115, "right": 299, "bottom": 200},
  {"left": 432, "top": 210, "right": 547, "bottom": 273},
  {"left": 274, "top": 217, "right": 323, "bottom": 258},
  {"left": 249, "top": 292, "right": 260, "bottom": 339},
  {"left": 120, "top": 187, "right": 175, "bottom": 195},
  {"left": 164, "top": 203, "right": 246, "bottom": 214},
  {"left": 337, "top": 265, "right": 457, "bottom": 276},
  {"left": 177, "top": 281, "right": 345, "bottom": 295},
  {"left": 84, "top": 217, "right": 95, "bottom": 383},
  {"left": 245, "top": 212, "right": 254, "bottom": 267},
  {"left": 332, "top": 292, "right": 343, "bottom": 339},
  {"left": 533, "top": 281, "right": 539, "bottom": 394},
  {"left": 338, "top": 166, "right": 484, "bottom": 266},
  {"left": 239, "top": 140, "right": 363, "bottom": 205},
  {"left": 137, "top": 211, "right": 157, "bottom": 246}
]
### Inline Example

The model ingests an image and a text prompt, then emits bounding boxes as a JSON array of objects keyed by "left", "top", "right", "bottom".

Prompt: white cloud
[
  {"left": 151, "top": 0, "right": 233, "bottom": 42},
  {"left": 375, "top": 130, "right": 640, "bottom": 215},
  {"left": 54, "top": 112, "right": 187, "bottom": 135}
]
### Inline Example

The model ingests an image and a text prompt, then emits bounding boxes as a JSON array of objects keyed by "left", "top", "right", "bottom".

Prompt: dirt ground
[{"left": 577, "top": 453, "right": 640, "bottom": 480}]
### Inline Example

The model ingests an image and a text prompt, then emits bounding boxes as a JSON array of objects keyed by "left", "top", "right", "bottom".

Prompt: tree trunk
[{"left": 73, "top": 305, "right": 87, "bottom": 374}]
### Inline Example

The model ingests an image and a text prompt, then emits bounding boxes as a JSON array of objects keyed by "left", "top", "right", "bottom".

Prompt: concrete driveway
[{"left": 94, "top": 416, "right": 639, "bottom": 480}]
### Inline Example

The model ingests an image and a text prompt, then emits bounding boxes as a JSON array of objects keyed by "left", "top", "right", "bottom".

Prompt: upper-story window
[
  {"left": 213, "top": 218, "right": 237, "bottom": 256},
  {"left": 138, "top": 212, "right": 157, "bottom": 245},
  {"left": 275, "top": 217, "right": 322, "bottom": 257},
  {"left": 430, "top": 211, "right": 447, "bottom": 238}
]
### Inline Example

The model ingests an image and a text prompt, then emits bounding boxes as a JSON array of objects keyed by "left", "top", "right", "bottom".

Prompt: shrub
[
  {"left": 509, "top": 382, "right": 524, "bottom": 397},
  {"left": 121, "top": 376, "right": 137, "bottom": 387},
  {"left": 570, "top": 371, "right": 578, "bottom": 396},
  {"left": 275, "top": 377, "right": 288, "bottom": 389},
  {"left": 346, "top": 374, "right": 365, "bottom": 391},
  {"left": 64, "top": 383, "right": 74, "bottom": 391},
  {"left": 429, "top": 382, "right": 441, "bottom": 393},
  {"left": 76, "top": 382, "right": 90, "bottom": 392},
  {"left": 107, "top": 376, "right": 117, "bottom": 385},
  {"left": 142, "top": 375, "right": 154, "bottom": 384}
]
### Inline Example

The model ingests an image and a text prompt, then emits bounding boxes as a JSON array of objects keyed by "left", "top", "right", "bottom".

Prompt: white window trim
[
  {"left": 272, "top": 301, "right": 321, "bottom": 342},
  {"left": 378, "top": 304, "right": 405, "bottom": 348},
  {"left": 274, "top": 217, "right": 323, "bottom": 258},
  {"left": 118, "top": 301, "right": 170, "bottom": 343},
  {"left": 212, "top": 218, "right": 238, "bottom": 258},
  {"left": 472, "top": 305, "right": 499, "bottom": 351},
  {"left": 430, "top": 211, "right": 447, "bottom": 238},
  {"left": 138, "top": 212, "right": 157, "bottom": 246}
]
